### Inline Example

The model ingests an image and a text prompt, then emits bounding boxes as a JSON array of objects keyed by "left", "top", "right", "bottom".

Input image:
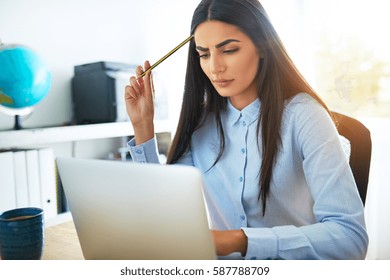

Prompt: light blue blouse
[{"left": 128, "top": 93, "right": 368, "bottom": 260}]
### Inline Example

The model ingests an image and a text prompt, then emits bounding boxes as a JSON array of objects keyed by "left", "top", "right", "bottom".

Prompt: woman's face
[{"left": 194, "top": 20, "right": 261, "bottom": 110}]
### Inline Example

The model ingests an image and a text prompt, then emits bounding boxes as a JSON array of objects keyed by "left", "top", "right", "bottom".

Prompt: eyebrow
[{"left": 196, "top": 39, "right": 241, "bottom": 52}]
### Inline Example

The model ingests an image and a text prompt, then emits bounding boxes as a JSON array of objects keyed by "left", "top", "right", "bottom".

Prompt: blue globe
[{"left": 0, "top": 43, "right": 52, "bottom": 109}]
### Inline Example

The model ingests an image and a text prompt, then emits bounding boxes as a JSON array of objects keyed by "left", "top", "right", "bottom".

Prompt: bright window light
[{"left": 262, "top": 0, "right": 390, "bottom": 117}]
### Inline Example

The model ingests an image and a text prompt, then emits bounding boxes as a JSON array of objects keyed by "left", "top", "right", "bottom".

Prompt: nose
[{"left": 210, "top": 54, "right": 225, "bottom": 74}]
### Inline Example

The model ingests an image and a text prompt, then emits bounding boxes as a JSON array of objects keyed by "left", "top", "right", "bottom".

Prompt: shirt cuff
[
  {"left": 241, "top": 227, "right": 278, "bottom": 260},
  {"left": 127, "top": 136, "right": 160, "bottom": 164}
]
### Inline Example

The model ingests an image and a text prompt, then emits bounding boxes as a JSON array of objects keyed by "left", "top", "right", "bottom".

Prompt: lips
[{"left": 212, "top": 79, "right": 234, "bottom": 87}]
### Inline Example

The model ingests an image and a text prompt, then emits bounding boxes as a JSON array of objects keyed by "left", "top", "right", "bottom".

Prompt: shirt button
[
  {"left": 136, "top": 149, "right": 142, "bottom": 154},
  {"left": 243, "top": 121, "right": 247, "bottom": 126},
  {"left": 241, "top": 148, "right": 246, "bottom": 154},
  {"left": 239, "top": 176, "right": 243, "bottom": 182},
  {"left": 250, "top": 256, "right": 257, "bottom": 260},
  {"left": 240, "top": 215, "right": 246, "bottom": 220}
]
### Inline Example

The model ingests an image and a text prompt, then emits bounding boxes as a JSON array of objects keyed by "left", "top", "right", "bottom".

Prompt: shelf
[{"left": 0, "top": 120, "right": 172, "bottom": 149}]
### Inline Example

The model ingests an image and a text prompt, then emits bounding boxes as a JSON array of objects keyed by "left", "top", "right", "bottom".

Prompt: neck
[{"left": 229, "top": 94, "right": 257, "bottom": 110}]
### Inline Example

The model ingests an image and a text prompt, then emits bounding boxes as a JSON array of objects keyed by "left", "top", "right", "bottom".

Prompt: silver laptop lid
[{"left": 56, "top": 157, "right": 216, "bottom": 260}]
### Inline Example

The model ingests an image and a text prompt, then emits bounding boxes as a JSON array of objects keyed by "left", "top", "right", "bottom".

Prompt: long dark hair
[{"left": 166, "top": 0, "right": 331, "bottom": 215}]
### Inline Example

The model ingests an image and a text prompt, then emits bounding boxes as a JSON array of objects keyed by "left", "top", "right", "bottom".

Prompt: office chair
[{"left": 332, "top": 111, "right": 372, "bottom": 205}]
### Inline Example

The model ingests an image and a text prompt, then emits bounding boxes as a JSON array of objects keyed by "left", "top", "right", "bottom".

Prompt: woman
[{"left": 125, "top": 0, "right": 368, "bottom": 259}]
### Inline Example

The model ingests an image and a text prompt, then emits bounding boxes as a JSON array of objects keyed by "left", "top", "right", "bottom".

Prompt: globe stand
[
  {"left": 0, "top": 105, "right": 33, "bottom": 130},
  {"left": 14, "top": 115, "right": 22, "bottom": 130}
]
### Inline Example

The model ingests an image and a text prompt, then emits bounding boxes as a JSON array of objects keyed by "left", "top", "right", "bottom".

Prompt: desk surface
[{"left": 43, "top": 214, "right": 84, "bottom": 260}]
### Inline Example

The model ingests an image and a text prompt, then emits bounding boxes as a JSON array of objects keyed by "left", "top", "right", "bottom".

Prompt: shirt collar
[{"left": 226, "top": 98, "right": 261, "bottom": 127}]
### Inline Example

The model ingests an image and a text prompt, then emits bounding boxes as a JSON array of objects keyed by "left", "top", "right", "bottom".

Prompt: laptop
[{"left": 56, "top": 157, "right": 216, "bottom": 260}]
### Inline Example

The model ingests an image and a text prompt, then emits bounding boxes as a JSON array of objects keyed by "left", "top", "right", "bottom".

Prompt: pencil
[{"left": 138, "top": 34, "right": 194, "bottom": 79}]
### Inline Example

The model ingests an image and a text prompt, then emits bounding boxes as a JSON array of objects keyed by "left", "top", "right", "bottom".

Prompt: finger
[
  {"left": 128, "top": 90, "right": 139, "bottom": 100},
  {"left": 125, "top": 85, "right": 137, "bottom": 100},
  {"left": 150, "top": 72, "right": 155, "bottom": 98},
  {"left": 142, "top": 60, "right": 154, "bottom": 98},
  {"left": 135, "top": 65, "right": 145, "bottom": 89},
  {"left": 135, "top": 65, "right": 143, "bottom": 78},
  {"left": 143, "top": 60, "right": 152, "bottom": 80},
  {"left": 129, "top": 76, "right": 141, "bottom": 94},
  {"left": 125, "top": 85, "right": 131, "bottom": 99}
]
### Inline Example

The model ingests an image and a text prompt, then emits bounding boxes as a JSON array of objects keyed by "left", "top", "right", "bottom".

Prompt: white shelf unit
[
  {"left": 0, "top": 120, "right": 173, "bottom": 217},
  {"left": 0, "top": 120, "right": 172, "bottom": 149}
]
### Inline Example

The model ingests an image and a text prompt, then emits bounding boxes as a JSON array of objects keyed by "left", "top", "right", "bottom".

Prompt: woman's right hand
[{"left": 124, "top": 60, "right": 155, "bottom": 144}]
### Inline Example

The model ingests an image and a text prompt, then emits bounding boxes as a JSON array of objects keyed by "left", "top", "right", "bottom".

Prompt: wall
[
  {"left": 361, "top": 118, "right": 390, "bottom": 260},
  {"left": 0, "top": 0, "right": 198, "bottom": 130}
]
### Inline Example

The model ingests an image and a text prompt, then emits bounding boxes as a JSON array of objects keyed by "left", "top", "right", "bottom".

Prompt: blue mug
[{"left": 0, "top": 207, "right": 44, "bottom": 260}]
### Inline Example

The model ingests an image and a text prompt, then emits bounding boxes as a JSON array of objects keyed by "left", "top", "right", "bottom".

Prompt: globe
[{"left": 0, "top": 42, "right": 52, "bottom": 110}]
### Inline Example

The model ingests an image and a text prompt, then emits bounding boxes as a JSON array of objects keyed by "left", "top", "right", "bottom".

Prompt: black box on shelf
[{"left": 71, "top": 61, "right": 137, "bottom": 124}]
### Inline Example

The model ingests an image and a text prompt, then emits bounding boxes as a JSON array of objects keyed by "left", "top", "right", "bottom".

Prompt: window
[{"left": 263, "top": 0, "right": 390, "bottom": 117}]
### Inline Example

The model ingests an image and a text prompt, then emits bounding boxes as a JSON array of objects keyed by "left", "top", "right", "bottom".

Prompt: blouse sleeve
[
  {"left": 127, "top": 136, "right": 161, "bottom": 164},
  {"left": 127, "top": 136, "right": 195, "bottom": 166}
]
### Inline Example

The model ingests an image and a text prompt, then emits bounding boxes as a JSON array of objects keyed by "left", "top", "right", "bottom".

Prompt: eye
[
  {"left": 198, "top": 53, "right": 210, "bottom": 59},
  {"left": 223, "top": 48, "right": 239, "bottom": 54}
]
